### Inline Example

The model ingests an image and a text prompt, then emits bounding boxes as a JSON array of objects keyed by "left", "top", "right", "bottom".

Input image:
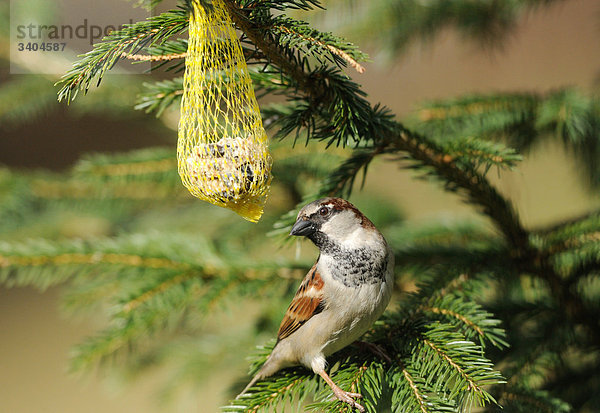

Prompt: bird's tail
[
  {"left": 236, "top": 352, "right": 282, "bottom": 399},
  {"left": 237, "top": 373, "right": 263, "bottom": 399}
]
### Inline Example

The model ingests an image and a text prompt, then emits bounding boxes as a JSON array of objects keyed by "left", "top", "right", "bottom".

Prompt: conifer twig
[
  {"left": 121, "top": 52, "right": 187, "bottom": 61},
  {"left": 401, "top": 368, "right": 428, "bottom": 413},
  {"left": 223, "top": 1, "right": 316, "bottom": 93},
  {"left": 0, "top": 252, "right": 188, "bottom": 270},
  {"left": 273, "top": 25, "right": 365, "bottom": 73},
  {"left": 424, "top": 306, "right": 485, "bottom": 337}
]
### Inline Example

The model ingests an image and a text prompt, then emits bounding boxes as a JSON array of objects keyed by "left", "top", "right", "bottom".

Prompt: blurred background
[{"left": 1, "top": 0, "right": 599, "bottom": 412}]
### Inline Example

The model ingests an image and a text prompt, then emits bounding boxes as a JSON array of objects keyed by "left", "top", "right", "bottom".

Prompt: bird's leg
[
  {"left": 354, "top": 340, "right": 392, "bottom": 363},
  {"left": 318, "top": 370, "right": 365, "bottom": 413}
]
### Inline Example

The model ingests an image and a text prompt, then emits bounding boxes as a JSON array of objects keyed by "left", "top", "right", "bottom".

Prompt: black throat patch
[{"left": 310, "top": 233, "right": 388, "bottom": 288}]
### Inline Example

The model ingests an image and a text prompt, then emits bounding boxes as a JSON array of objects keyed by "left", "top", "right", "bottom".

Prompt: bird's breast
[
  {"left": 319, "top": 245, "right": 389, "bottom": 288},
  {"left": 318, "top": 277, "right": 392, "bottom": 356}
]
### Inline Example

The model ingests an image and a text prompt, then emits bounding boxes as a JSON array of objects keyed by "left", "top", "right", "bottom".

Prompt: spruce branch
[
  {"left": 121, "top": 51, "right": 187, "bottom": 62},
  {"left": 270, "top": 17, "right": 367, "bottom": 73},
  {"left": 0, "top": 231, "right": 304, "bottom": 372},
  {"left": 351, "top": 0, "right": 567, "bottom": 55},
  {"left": 224, "top": 1, "right": 312, "bottom": 92},
  {"left": 381, "top": 130, "right": 593, "bottom": 339},
  {"left": 0, "top": 233, "right": 215, "bottom": 290},
  {"left": 56, "top": 8, "right": 189, "bottom": 102},
  {"left": 0, "top": 76, "right": 59, "bottom": 125},
  {"left": 397, "top": 367, "right": 429, "bottom": 413},
  {"left": 135, "top": 78, "right": 184, "bottom": 117},
  {"left": 414, "top": 325, "right": 502, "bottom": 409},
  {"left": 120, "top": 271, "right": 198, "bottom": 313},
  {"left": 414, "top": 90, "right": 600, "bottom": 188},
  {"left": 440, "top": 138, "right": 522, "bottom": 173},
  {"left": 422, "top": 296, "right": 508, "bottom": 349},
  {"left": 426, "top": 305, "right": 484, "bottom": 336},
  {"left": 240, "top": 0, "right": 324, "bottom": 13},
  {"left": 69, "top": 269, "right": 207, "bottom": 371},
  {"left": 389, "top": 363, "right": 458, "bottom": 412},
  {"left": 384, "top": 127, "right": 530, "bottom": 255},
  {"left": 135, "top": 38, "right": 189, "bottom": 72},
  {"left": 73, "top": 147, "right": 177, "bottom": 180},
  {"left": 221, "top": 0, "right": 530, "bottom": 253},
  {"left": 0, "top": 251, "right": 187, "bottom": 271},
  {"left": 224, "top": 362, "right": 316, "bottom": 412},
  {"left": 232, "top": 279, "right": 507, "bottom": 412},
  {"left": 389, "top": 231, "right": 507, "bottom": 280},
  {"left": 500, "top": 341, "right": 560, "bottom": 389},
  {"left": 534, "top": 211, "right": 600, "bottom": 251},
  {"left": 30, "top": 179, "right": 186, "bottom": 201},
  {"left": 489, "top": 386, "right": 571, "bottom": 413}
]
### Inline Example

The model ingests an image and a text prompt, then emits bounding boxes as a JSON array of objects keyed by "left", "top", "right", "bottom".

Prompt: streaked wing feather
[{"left": 277, "top": 263, "right": 325, "bottom": 341}]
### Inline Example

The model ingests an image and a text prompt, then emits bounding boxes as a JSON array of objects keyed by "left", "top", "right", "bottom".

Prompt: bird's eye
[{"left": 319, "top": 206, "right": 329, "bottom": 216}]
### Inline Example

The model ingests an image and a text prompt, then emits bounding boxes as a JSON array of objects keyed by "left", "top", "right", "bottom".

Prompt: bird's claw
[{"left": 332, "top": 387, "right": 365, "bottom": 412}]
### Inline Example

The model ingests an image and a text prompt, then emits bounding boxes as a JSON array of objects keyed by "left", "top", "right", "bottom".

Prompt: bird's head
[{"left": 290, "top": 197, "right": 378, "bottom": 249}]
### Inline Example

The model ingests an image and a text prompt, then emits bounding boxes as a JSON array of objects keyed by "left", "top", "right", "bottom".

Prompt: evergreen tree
[{"left": 1, "top": 0, "right": 599, "bottom": 412}]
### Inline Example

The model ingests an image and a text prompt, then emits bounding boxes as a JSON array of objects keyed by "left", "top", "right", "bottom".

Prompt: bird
[{"left": 239, "top": 197, "right": 395, "bottom": 412}]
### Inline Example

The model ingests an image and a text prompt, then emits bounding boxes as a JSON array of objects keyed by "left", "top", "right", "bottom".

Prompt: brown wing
[{"left": 277, "top": 263, "right": 326, "bottom": 341}]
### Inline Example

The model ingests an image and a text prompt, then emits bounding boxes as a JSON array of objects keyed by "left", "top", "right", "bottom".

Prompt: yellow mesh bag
[{"left": 178, "top": 0, "right": 272, "bottom": 222}]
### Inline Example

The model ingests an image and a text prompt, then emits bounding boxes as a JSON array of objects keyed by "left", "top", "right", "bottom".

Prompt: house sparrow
[{"left": 239, "top": 197, "right": 394, "bottom": 412}]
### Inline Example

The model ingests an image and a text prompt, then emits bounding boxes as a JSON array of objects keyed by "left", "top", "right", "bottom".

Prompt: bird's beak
[{"left": 290, "top": 218, "right": 316, "bottom": 237}]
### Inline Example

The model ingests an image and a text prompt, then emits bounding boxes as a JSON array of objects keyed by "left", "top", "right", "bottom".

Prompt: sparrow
[{"left": 239, "top": 197, "right": 395, "bottom": 412}]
